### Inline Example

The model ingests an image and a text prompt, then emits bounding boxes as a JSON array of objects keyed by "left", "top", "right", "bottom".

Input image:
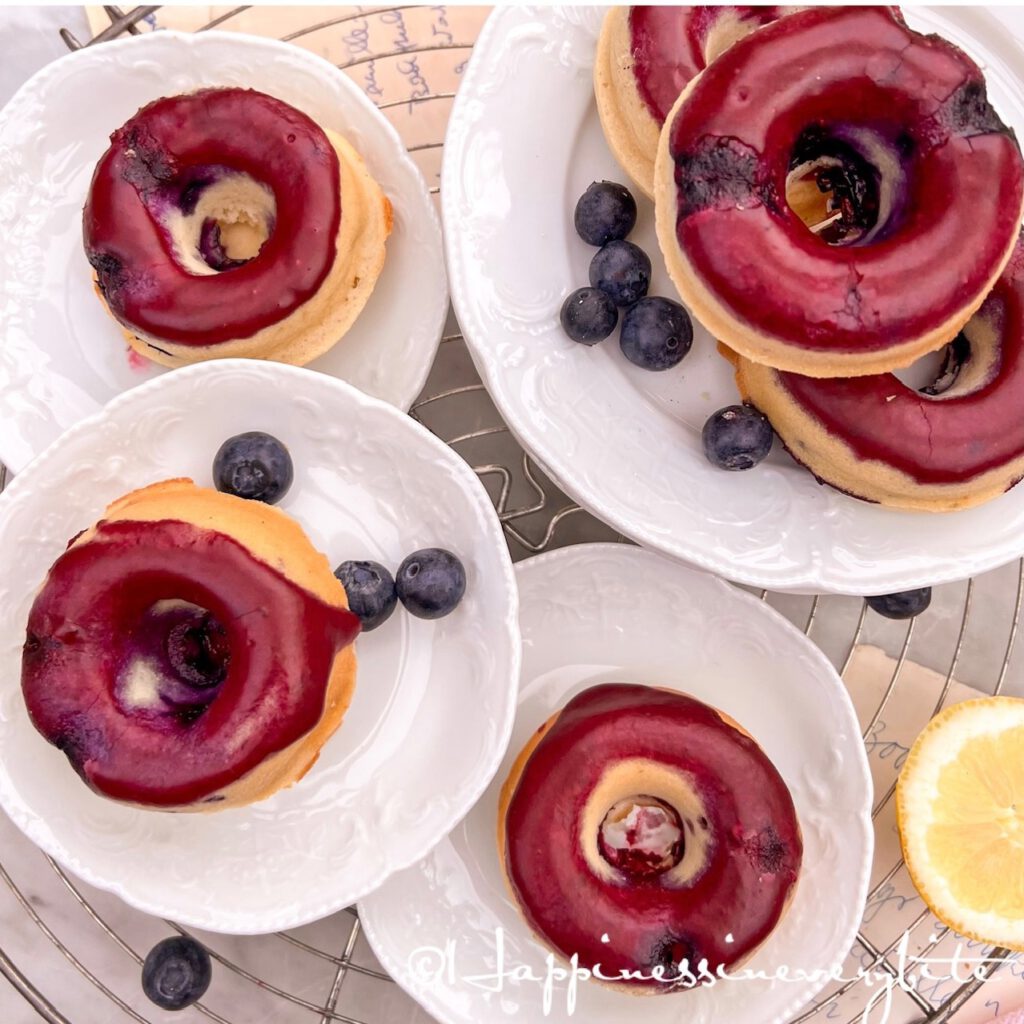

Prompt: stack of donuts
[{"left": 597, "top": 5, "right": 1024, "bottom": 512}]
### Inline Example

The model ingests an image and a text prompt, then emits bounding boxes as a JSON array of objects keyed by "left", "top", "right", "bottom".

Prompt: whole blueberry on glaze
[
  {"left": 141, "top": 936, "right": 212, "bottom": 1011},
  {"left": 396, "top": 548, "right": 466, "bottom": 620},
  {"left": 213, "top": 431, "right": 293, "bottom": 505},
  {"left": 702, "top": 405, "right": 774, "bottom": 470},
  {"left": 620, "top": 297, "right": 693, "bottom": 370},
  {"left": 560, "top": 287, "right": 618, "bottom": 345},
  {"left": 866, "top": 588, "right": 932, "bottom": 620},
  {"left": 574, "top": 180, "right": 638, "bottom": 246},
  {"left": 589, "top": 240, "right": 651, "bottom": 307},
  {"left": 334, "top": 560, "right": 398, "bottom": 632}
]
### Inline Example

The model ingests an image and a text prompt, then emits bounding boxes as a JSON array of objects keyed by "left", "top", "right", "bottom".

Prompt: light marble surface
[{"left": 2, "top": 6, "right": 1024, "bottom": 1024}]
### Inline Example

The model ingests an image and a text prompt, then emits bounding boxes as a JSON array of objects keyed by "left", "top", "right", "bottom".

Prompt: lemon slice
[{"left": 897, "top": 697, "right": 1024, "bottom": 950}]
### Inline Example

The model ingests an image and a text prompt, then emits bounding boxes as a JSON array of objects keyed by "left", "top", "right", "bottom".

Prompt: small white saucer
[
  {"left": 0, "top": 29, "right": 447, "bottom": 472},
  {"left": 0, "top": 360, "right": 518, "bottom": 934},
  {"left": 361, "top": 543, "right": 872, "bottom": 1024}
]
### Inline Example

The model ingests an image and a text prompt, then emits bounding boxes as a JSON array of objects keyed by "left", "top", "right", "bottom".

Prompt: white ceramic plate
[
  {"left": 0, "top": 360, "right": 518, "bottom": 934},
  {"left": 361, "top": 543, "right": 873, "bottom": 1024},
  {"left": 0, "top": 30, "right": 447, "bottom": 474},
  {"left": 443, "top": 6, "right": 1024, "bottom": 595}
]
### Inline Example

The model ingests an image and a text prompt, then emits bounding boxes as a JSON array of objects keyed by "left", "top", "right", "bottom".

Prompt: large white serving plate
[
  {"left": 0, "top": 29, "right": 447, "bottom": 472},
  {"left": 443, "top": 6, "right": 1024, "bottom": 595},
  {"left": 0, "top": 360, "right": 518, "bottom": 934}
]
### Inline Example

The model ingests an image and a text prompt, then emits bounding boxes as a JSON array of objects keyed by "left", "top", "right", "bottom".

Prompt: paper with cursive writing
[
  {"left": 84, "top": 5, "right": 490, "bottom": 204},
  {"left": 834, "top": 645, "right": 1023, "bottom": 1022}
]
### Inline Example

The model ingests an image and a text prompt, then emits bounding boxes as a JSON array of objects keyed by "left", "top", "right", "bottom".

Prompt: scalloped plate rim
[
  {"left": 442, "top": 4, "right": 1024, "bottom": 596},
  {"left": 0, "top": 27, "right": 448, "bottom": 474},
  {"left": 360, "top": 542, "right": 873, "bottom": 1024},
  {"left": 0, "top": 359, "right": 520, "bottom": 934}
]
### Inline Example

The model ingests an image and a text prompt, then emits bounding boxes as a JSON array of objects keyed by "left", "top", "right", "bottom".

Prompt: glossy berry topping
[
  {"left": 589, "top": 240, "right": 651, "bottom": 308},
  {"left": 620, "top": 296, "right": 693, "bottom": 371},
  {"left": 702, "top": 405, "right": 774, "bottom": 471},
  {"left": 82, "top": 88, "right": 340, "bottom": 347},
  {"left": 141, "top": 936, "right": 212, "bottom": 1011},
  {"left": 866, "top": 588, "right": 932, "bottom": 620},
  {"left": 574, "top": 181, "right": 638, "bottom": 247},
  {"left": 598, "top": 797, "right": 685, "bottom": 878},
  {"left": 560, "top": 287, "right": 618, "bottom": 346},
  {"left": 396, "top": 548, "right": 466, "bottom": 620},
  {"left": 213, "top": 431, "right": 293, "bottom": 505},
  {"left": 334, "top": 560, "right": 398, "bottom": 632}
]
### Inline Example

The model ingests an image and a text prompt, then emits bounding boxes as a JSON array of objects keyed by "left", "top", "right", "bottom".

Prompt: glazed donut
[
  {"left": 730, "top": 235, "right": 1024, "bottom": 511},
  {"left": 498, "top": 684, "right": 801, "bottom": 991},
  {"left": 83, "top": 88, "right": 392, "bottom": 369},
  {"left": 595, "top": 6, "right": 799, "bottom": 197},
  {"left": 20, "top": 479, "right": 360, "bottom": 811},
  {"left": 654, "top": 6, "right": 1024, "bottom": 377}
]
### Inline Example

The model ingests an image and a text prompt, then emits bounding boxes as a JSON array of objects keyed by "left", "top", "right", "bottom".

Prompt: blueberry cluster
[
  {"left": 563, "top": 183, "right": 775, "bottom": 471},
  {"left": 334, "top": 548, "right": 467, "bottom": 630},
  {"left": 212, "top": 432, "right": 467, "bottom": 630},
  {"left": 562, "top": 181, "right": 693, "bottom": 373}
]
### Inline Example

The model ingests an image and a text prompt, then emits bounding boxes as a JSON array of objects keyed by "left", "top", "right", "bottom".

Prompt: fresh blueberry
[
  {"left": 213, "top": 431, "right": 293, "bottom": 504},
  {"left": 589, "top": 240, "right": 651, "bottom": 307},
  {"left": 396, "top": 548, "right": 467, "bottom": 620},
  {"left": 866, "top": 588, "right": 932, "bottom": 620},
  {"left": 620, "top": 297, "right": 693, "bottom": 371},
  {"left": 560, "top": 287, "right": 618, "bottom": 345},
  {"left": 702, "top": 405, "right": 774, "bottom": 470},
  {"left": 334, "top": 560, "right": 398, "bottom": 632},
  {"left": 574, "top": 180, "right": 637, "bottom": 246},
  {"left": 142, "top": 936, "right": 212, "bottom": 1011}
]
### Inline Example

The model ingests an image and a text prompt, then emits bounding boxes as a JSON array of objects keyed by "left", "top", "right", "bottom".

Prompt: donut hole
[
  {"left": 170, "top": 170, "right": 276, "bottom": 275},
  {"left": 116, "top": 598, "right": 231, "bottom": 724},
  {"left": 894, "top": 320, "right": 1000, "bottom": 402},
  {"left": 598, "top": 795, "right": 685, "bottom": 878},
  {"left": 785, "top": 125, "right": 909, "bottom": 247}
]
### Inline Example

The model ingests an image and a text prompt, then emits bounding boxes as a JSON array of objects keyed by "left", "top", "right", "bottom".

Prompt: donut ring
[
  {"left": 21, "top": 480, "right": 360, "bottom": 811},
  {"left": 731, "top": 235, "right": 1024, "bottom": 512},
  {"left": 654, "top": 6, "right": 1024, "bottom": 377},
  {"left": 595, "top": 6, "right": 799, "bottom": 197},
  {"left": 498, "top": 684, "right": 802, "bottom": 991},
  {"left": 83, "top": 88, "right": 392, "bottom": 368}
]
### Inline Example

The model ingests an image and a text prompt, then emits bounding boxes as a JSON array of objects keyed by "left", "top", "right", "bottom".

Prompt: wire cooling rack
[{"left": 0, "top": 6, "right": 1022, "bottom": 1023}]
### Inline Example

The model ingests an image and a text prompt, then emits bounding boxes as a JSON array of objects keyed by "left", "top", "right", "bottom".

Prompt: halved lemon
[{"left": 897, "top": 697, "right": 1024, "bottom": 950}]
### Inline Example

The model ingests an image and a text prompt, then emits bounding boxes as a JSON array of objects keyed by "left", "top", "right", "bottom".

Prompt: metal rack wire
[{"left": 0, "top": 6, "right": 1020, "bottom": 1022}]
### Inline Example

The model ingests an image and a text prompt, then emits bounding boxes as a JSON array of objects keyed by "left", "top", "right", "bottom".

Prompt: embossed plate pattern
[
  {"left": 0, "top": 29, "right": 447, "bottom": 473},
  {"left": 443, "top": 5, "right": 1024, "bottom": 595},
  {"left": 0, "top": 359, "right": 519, "bottom": 934},
  {"left": 361, "top": 543, "right": 873, "bottom": 1024}
]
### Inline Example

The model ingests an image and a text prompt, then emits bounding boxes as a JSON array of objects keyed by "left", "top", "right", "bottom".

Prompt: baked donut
[
  {"left": 654, "top": 6, "right": 1024, "bottom": 377},
  {"left": 730, "top": 234, "right": 1024, "bottom": 511},
  {"left": 21, "top": 479, "right": 360, "bottom": 811},
  {"left": 83, "top": 88, "right": 392, "bottom": 368},
  {"left": 498, "top": 684, "right": 801, "bottom": 991},
  {"left": 595, "top": 6, "right": 798, "bottom": 197}
]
